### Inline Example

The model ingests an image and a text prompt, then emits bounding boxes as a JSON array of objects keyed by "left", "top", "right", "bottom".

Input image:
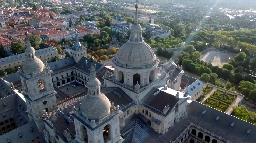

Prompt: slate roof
[
  {"left": 48, "top": 57, "right": 76, "bottom": 71},
  {"left": 102, "top": 87, "right": 134, "bottom": 111},
  {"left": 183, "top": 79, "right": 204, "bottom": 96},
  {"left": 181, "top": 74, "right": 197, "bottom": 85},
  {"left": 144, "top": 90, "right": 179, "bottom": 116},
  {"left": 4, "top": 72, "right": 21, "bottom": 85},
  {"left": 187, "top": 101, "right": 256, "bottom": 143},
  {"left": 75, "top": 57, "right": 103, "bottom": 72},
  {"left": 0, "top": 121, "right": 45, "bottom": 143}
]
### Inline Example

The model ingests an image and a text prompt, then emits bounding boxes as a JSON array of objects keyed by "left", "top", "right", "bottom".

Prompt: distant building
[
  {"left": 146, "top": 23, "right": 171, "bottom": 39},
  {"left": 111, "top": 16, "right": 127, "bottom": 25},
  {"left": 0, "top": 46, "right": 58, "bottom": 71}
]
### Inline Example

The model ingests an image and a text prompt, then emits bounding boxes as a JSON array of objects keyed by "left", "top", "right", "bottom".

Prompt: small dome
[
  {"left": 22, "top": 57, "right": 45, "bottom": 74},
  {"left": 113, "top": 41, "right": 158, "bottom": 68},
  {"left": 80, "top": 93, "right": 111, "bottom": 120},
  {"left": 87, "top": 77, "right": 101, "bottom": 87}
]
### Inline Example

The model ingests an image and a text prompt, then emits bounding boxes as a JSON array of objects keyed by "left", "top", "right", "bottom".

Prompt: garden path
[
  {"left": 201, "top": 87, "right": 216, "bottom": 103},
  {"left": 225, "top": 94, "right": 244, "bottom": 115}
]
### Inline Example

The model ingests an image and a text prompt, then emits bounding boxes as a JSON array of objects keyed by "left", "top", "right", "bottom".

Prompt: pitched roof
[
  {"left": 145, "top": 90, "right": 179, "bottom": 115},
  {"left": 187, "top": 101, "right": 256, "bottom": 143}
]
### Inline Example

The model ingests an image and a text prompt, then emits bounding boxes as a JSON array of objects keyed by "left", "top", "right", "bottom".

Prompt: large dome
[
  {"left": 113, "top": 41, "right": 158, "bottom": 68},
  {"left": 80, "top": 93, "right": 111, "bottom": 120},
  {"left": 22, "top": 57, "right": 45, "bottom": 74}
]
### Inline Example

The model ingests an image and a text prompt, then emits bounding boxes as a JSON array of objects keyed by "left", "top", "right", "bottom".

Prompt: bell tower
[
  {"left": 70, "top": 29, "right": 87, "bottom": 63},
  {"left": 72, "top": 60, "right": 122, "bottom": 143},
  {"left": 19, "top": 33, "right": 57, "bottom": 129}
]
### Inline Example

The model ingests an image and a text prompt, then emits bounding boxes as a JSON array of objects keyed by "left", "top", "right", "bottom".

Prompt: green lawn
[{"left": 203, "top": 90, "right": 236, "bottom": 112}]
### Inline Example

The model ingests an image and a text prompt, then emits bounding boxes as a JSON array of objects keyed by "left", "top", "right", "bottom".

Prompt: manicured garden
[
  {"left": 203, "top": 86, "right": 213, "bottom": 95},
  {"left": 203, "top": 90, "right": 236, "bottom": 112},
  {"left": 197, "top": 86, "right": 213, "bottom": 101}
]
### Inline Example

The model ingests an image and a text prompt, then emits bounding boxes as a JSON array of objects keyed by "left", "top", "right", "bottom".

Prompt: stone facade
[{"left": 0, "top": 46, "right": 58, "bottom": 71}]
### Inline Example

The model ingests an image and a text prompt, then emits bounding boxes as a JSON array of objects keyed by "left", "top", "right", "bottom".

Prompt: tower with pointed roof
[
  {"left": 72, "top": 60, "right": 122, "bottom": 143},
  {"left": 19, "top": 33, "right": 57, "bottom": 130},
  {"left": 70, "top": 29, "right": 87, "bottom": 63},
  {"left": 104, "top": 0, "right": 167, "bottom": 102}
]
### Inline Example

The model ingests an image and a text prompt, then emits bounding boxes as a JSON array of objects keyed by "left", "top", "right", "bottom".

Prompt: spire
[
  {"left": 134, "top": 0, "right": 138, "bottom": 24},
  {"left": 128, "top": 0, "right": 143, "bottom": 42},
  {"left": 25, "top": 32, "right": 31, "bottom": 49},
  {"left": 75, "top": 29, "right": 79, "bottom": 43},
  {"left": 90, "top": 59, "right": 96, "bottom": 79},
  {"left": 24, "top": 32, "right": 35, "bottom": 58}
]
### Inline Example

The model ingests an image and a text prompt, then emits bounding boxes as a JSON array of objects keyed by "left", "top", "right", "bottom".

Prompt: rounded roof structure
[
  {"left": 80, "top": 93, "right": 111, "bottom": 120},
  {"left": 87, "top": 76, "right": 101, "bottom": 87},
  {"left": 113, "top": 41, "right": 157, "bottom": 68},
  {"left": 113, "top": 1, "right": 158, "bottom": 69},
  {"left": 80, "top": 61, "right": 111, "bottom": 120},
  {"left": 22, "top": 57, "right": 45, "bottom": 74},
  {"left": 22, "top": 38, "right": 45, "bottom": 74}
]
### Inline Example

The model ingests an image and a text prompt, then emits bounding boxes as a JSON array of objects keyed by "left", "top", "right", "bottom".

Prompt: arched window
[
  {"left": 103, "top": 124, "right": 110, "bottom": 142},
  {"left": 191, "top": 129, "right": 196, "bottom": 136},
  {"left": 38, "top": 79, "right": 45, "bottom": 92},
  {"left": 133, "top": 73, "right": 140, "bottom": 86},
  {"left": 81, "top": 126, "right": 88, "bottom": 142},
  {"left": 205, "top": 135, "right": 210, "bottom": 142},
  {"left": 198, "top": 132, "right": 203, "bottom": 139}
]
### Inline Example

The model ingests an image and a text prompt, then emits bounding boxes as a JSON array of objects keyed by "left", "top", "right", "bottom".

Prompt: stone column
[
  {"left": 140, "top": 73, "right": 144, "bottom": 86},
  {"left": 146, "top": 73, "right": 150, "bottom": 84}
]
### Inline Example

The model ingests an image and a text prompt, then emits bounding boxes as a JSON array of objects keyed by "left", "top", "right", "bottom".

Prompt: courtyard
[
  {"left": 58, "top": 83, "right": 87, "bottom": 97},
  {"left": 201, "top": 48, "right": 235, "bottom": 67}
]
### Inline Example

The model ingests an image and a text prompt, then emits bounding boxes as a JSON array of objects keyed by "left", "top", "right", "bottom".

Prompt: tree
[
  {"left": 190, "top": 51, "right": 201, "bottom": 62},
  {"left": 65, "top": 52, "right": 70, "bottom": 58},
  {"left": 0, "top": 70, "right": 4, "bottom": 77},
  {"left": 29, "top": 34, "right": 42, "bottom": 49},
  {"left": 32, "top": 4, "right": 37, "bottom": 10},
  {"left": 209, "top": 73, "right": 218, "bottom": 84},
  {"left": 99, "top": 55, "right": 108, "bottom": 61},
  {"left": 11, "top": 41, "right": 25, "bottom": 54},
  {"left": 69, "top": 18, "right": 72, "bottom": 27},
  {"left": 249, "top": 90, "right": 256, "bottom": 102},
  {"left": 233, "top": 106, "right": 250, "bottom": 121},
  {"left": 234, "top": 52, "right": 246, "bottom": 62},
  {"left": 250, "top": 58, "right": 256, "bottom": 74},
  {"left": 184, "top": 45, "right": 196, "bottom": 53},
  {"left": 200, "top": 73, "right": 210, "bottom": 83},
  {"left": 0, "top": 45, "right": 7, "bottom": 58},
  {"left": 235, "top": 66, "right": 243, "bottom": 73},
  {"left": 125, "top": 17, "right": 133, "bottom": 23},
  {"left": 213, "top": 41, "right": 221, "bottom": 49},
  {"left": 225, "top": 81, "right": 232, "bottom": 90},
  {"left": 238, "top": 80, "right": 255, "bottom": 97},
  {"left": 56, "top": 45, "right": 63, "bottom": 54},
  {"left": 234, "top": 73, "right": 243, "bottom": 84},
  {"left": 223, "top": 64, "right": 234, "bottom": 70},
  {"left": 51, "top": 56, "right": 59, "bottom": 62}
]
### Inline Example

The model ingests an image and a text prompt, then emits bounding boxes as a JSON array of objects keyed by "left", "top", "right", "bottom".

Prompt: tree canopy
[{"left": 11, "top": 41, "right": 25, "bottom": 54}]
